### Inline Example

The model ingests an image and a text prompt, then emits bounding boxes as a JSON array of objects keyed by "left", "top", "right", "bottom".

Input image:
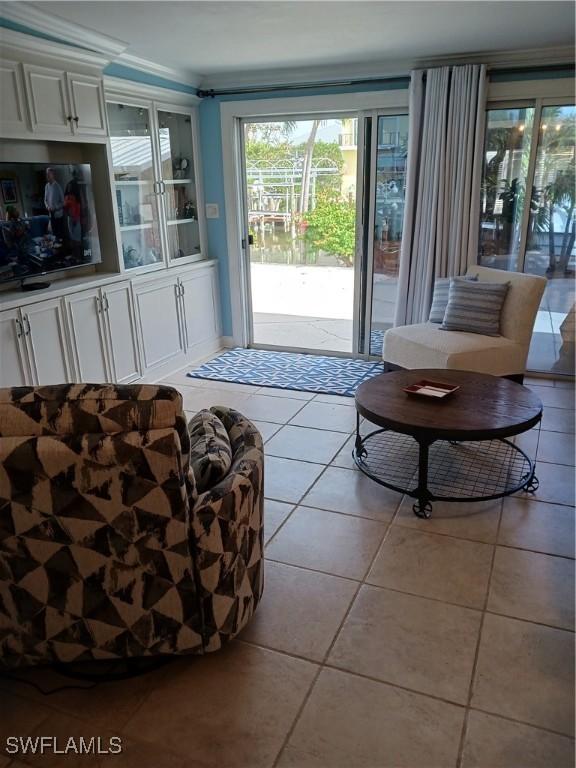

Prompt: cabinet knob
[
  {"left": 23, "top": 316, "right": 31, "bottom": 336},
  {"left": 66, "top": 115, "right": 73, "bottom": 122},
  {"left": 15, "top": 318, "right": 23, "bottom": 338},
  {"left": 74, "top": 116, "right": 79, "bottom": 123}
]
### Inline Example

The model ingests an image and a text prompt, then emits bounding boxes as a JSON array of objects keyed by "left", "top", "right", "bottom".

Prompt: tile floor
[{"left": 1, "top": 370, "right": 574, "bottom": 768}]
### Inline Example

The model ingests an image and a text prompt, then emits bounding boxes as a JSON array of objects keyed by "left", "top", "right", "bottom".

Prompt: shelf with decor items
[{"left": 106, "top": 93, "right": 207, "bottom": 274}]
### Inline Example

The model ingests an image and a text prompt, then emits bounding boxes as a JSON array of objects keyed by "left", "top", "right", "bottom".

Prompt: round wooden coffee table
[{"left": 354, "top": 370, "right": 543, "bottom": 518}]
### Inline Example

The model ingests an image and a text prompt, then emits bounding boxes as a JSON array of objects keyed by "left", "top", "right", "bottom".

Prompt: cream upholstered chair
[{"left": 383, "top": 266, "right": 546, "bottom": 381}]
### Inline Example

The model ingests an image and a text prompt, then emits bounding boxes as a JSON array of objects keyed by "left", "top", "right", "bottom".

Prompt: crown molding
[
  {"left": 115, "top": 52, "right": 201, "bottom": 90},
  {"left": 0, "top": 26, "right": 110, "bottom": 69},
  {"left": 199, "top": 45, "right": 575, "bottom": 90},
  {"left": 4, "top": 2, "right": 128, "bottom": 58},
  {"left": 103, "top": 75, "right": 200, "bottom": 106}
]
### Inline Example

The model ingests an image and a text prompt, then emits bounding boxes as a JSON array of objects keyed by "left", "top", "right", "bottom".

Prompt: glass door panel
[
  {"left": 242, "top": 116, "right": 358, "bottom": 352},
  {"left": 157, "top": 110, "right": 201, "bottom": 261},
  {"left": 525, "top": 105, "right": 575, "bottom": 376},
  {"left": 479, "top": 107, "right": 535, "bottom": 272},
  {"left": 368, "top": 114, "right": 409, "bottom": 355},
  {"left": 107, "top": 102, "right": 163, "bottom": 270}
]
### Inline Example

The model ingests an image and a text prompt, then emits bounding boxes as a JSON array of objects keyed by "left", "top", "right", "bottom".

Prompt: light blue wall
[{"left": 198, "top": 79, "right": 410, "bottom": 336}]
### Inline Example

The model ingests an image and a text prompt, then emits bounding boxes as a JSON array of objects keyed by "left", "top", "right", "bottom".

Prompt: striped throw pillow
[
  {"left": 440, "top": 278, "right": 509, "bottom": 336},
  {"left": 429, "top": 274, "right": 478, "bottom": 323}
]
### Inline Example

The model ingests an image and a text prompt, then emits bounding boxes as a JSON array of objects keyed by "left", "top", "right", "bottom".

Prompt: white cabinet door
[
  {"left": 179, "top": 268, "right": 220, "bottom": 353},
  {"left": 133, "top": 277, "right": 184, "bottom": 372},
  {"left": 0, "top": 308, "right": 30, "bottom": 387},
  {"left": 101, "top": 282, "right": 141, "bottom": 383},
  {"left": 22, "top": 298, "right": 73, "bottom": 384},
  {"left": 65, "top": 289, "right": 110, "bottom": 383},
  {"left": 24, "top": 65, "right": 72, "bottom": 136},
  {"left": 67, "top": 73, "right": 107, "bottom": 137},
  {"left": 0, "top": 60, "right": 29, "bottom": 135}
]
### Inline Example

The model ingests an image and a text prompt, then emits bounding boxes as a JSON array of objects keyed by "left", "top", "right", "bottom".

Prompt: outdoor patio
[{"left": 251, "top": 262, "right": 574, "bottom": 374}]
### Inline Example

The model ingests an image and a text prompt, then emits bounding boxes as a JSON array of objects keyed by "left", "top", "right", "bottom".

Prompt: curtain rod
[{"left": 197, "top": 62, "right": 573, "bottom": 99}]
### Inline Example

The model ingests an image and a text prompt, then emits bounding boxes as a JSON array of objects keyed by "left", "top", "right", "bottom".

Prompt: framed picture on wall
[{"left": 1, "top": 179, "right": 18, "bottom": 204}]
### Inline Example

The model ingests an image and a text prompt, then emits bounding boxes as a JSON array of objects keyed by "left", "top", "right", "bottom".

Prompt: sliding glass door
[
  {"left": 239, "top": 110, "right": 408, "bottom": 357},
  {"left": 240, "top": 116, "right": 358, "bottom": 353},
  {"left": 365, "top": 114, "right": 409, "bottom": 356},
  {"left": 480, "top": 101, "right": 575, "bottom": 376}
]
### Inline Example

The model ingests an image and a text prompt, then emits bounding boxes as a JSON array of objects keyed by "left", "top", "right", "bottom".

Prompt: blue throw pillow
[{"left": 440, "top": 278, "right": 509, "bottom": 336}]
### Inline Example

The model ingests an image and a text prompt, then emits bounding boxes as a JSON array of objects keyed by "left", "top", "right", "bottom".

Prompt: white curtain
[{"left": 394, "top": 64, "right": 487, "bottom": 326}]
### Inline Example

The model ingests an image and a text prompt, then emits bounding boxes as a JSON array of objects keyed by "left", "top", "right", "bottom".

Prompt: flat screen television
[{"left": 0, "top": 162, "right": 101, "bottom": 288}]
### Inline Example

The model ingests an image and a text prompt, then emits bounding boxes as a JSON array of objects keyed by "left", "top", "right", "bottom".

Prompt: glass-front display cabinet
[
  {"left": 107, "top": 99, "right": 204, "bottom": 272},
  {"left": 157, "top": 110, "right": 201, "bottom": 262}
]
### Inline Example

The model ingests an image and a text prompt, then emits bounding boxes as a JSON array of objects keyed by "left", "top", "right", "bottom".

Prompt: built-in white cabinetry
[
  {"left": 133, "top": 275, "right": 185, "bottom": 372},
  {"left": 0, "top": 59, "right": 29, "bottom": 135},
  {"left": 24, "top": 65, "right": 71, "bottom": 136},
  {"left": 179, "top": 268, "right": 221, "bottom": 354},
  {"left": 21, "top": 298, "right": 73, "bottom": 384},
  {"left": 106, "top": 96, "right": 206, "bottom": 272},
  {"left": 23, "top": 64, "right": 107, "bottom": 138},
  {"left": 102, "top": 282, "right": 141, "bottom": 383},
  {"left": 0, "top": 307, "right": 29, "bottom": 387},
  {"left": 65, "top": 281, "right": 141, "bottom": 384},
  {"left": 67, "top": 73, "right": 108, "bottom": 136},
  {"left": 0, "top": 299, "right": 73, "bottom": 386},
  {"left": 65, "top": 288, "right": 110, "bottom": 382}
]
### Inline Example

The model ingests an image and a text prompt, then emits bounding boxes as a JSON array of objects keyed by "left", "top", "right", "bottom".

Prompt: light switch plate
[{"left": 205, "top": 203, "right": 220, "bottom": 219}]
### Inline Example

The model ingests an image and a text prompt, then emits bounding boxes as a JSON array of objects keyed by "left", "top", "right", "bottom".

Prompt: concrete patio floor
[{"left": 250, "top": 262, "right": 574, "bottom": 374}]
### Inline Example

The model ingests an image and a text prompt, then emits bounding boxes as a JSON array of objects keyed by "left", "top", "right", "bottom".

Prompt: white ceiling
[{"left": 24, "top": 1, "right": 576, "bottom": 86}]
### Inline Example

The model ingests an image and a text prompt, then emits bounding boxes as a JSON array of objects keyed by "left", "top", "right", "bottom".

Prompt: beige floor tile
[
  {"left": 266, "top": 506, "right": 387, "bottom": 580},
  {"left": 277, "top": 667, "right": 465, "bottom": 768},
  {"left": 122, "top": 643, "right": 317, "bottom": 768},
  {"left": 264, "top": 500, "right": 294, "bottom": 544},
  {"left": 330, "top": 435, "right": 358, "bottom": 471},
  {"left": 554, "top": 379, "right": 575, "bottom": 390},
  {"left": 265, "top": 456, "right": 324, "bottom": 503},
  {"left": 541, "top": 407, "right": 575, "bottom": 434},
  {"left": 329, "top": 585, "right": 481, "bottom": 704},
  {"left": 514, "top": 428, "right": 539, "bottom": 457},
  {"left": 181, "top": 387, "right": 251, "bottom": 414},
  {"left": 499, "top": 497, "right": 575, "bottom": 558},
  {"left": 241, "top": 394, "right": 306, "bottom": 424},
  {"left": 537, "top": 430, "right": 575, "bottom": 466},
  {"left": 254, "top": 387, "right": 313, "bottom": 401},
  {"left": 461, "top": 710, "right": 575, "bottom": 768},
  {"left": 266, "top": 426, "right": 348, "bottom": 465},
  {"left": 367, "top": 527, "right": 493, "bottom": 609},
  {"left": 289, "top": 401, "right": 358, "bottom": 433},
  {"left": 22, "top": 713, "right": 106, "bottom": 768},
  {"left": 164, "top": 371, "right": 260, "bottom": 395},
  {"left": 312, "top": 393, "right": 356, "bottom": 407},
  {"left": 0, "top": 664, "right": 157, "bottom": 732},
  {"left": 529, "top": 461, "right": 575, "bottom": 506},
  {"left": 525, "top": 376, "right": 555, "bottom": 388},
  {"left": 529, "top": 385, "right": 575, "bottom": 410},
  {"left": 395, "top": 496, "right": 501, "bottom": 544},
  {"left": 251, "top": 420, "right": 282, "bottom": 443},
  {"left": 472, "top": 613, "right": 574, "bottom": 735},
  {"left": 0, "top": 692, "right": 51, "bottom": 763},
  {"left": 488, "top": 546, "right": 575, "bottom": 630},
  {"left": 240, "top": 561, "right": 356, "bottom": 661},
  {"left": 301, "top": 466, "right": 400, "bottom": 522}
]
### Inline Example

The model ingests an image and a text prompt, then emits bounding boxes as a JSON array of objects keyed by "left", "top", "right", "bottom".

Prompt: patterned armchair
[{"left": 0, "top": 384, "right": 264, "bottom": 669}]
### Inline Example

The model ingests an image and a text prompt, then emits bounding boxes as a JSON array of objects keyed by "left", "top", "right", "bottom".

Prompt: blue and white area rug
[{"left": 188, "top": 348, "right": 385, "bottom": 397}]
